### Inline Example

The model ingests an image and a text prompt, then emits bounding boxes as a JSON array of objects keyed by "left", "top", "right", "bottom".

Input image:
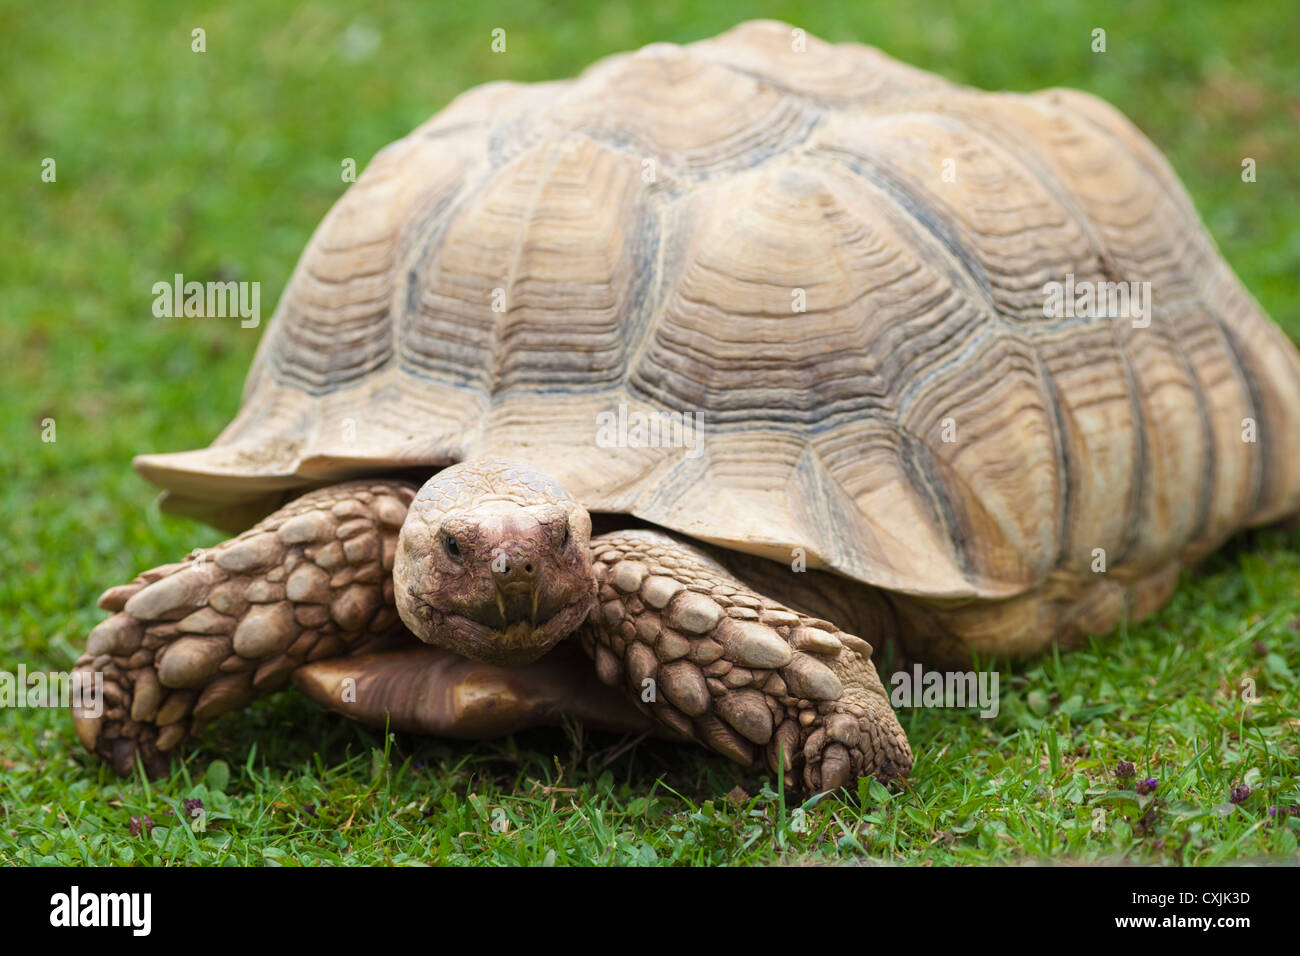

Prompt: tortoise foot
[
  {"left": 581, "top": 529, "right": 913, "bottom": 794},
  {"left": 71, "top": 481, "right": 416, "bottom": 776}
]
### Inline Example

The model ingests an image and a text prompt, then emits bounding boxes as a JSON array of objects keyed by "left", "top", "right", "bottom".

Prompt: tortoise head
[{"left": 394, "top": 458, "right": 596, "bottom": 666}]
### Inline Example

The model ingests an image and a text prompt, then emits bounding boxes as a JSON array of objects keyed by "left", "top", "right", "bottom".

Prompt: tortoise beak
[{"left": 490, "top": 582, "right": 541, "bottom": 628}]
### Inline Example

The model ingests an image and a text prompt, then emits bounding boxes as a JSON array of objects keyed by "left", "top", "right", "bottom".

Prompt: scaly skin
[
  {"left": 75, "top": 460, "right": 912, "bottom": 792},
  {"left": 71, "top": 481, "right": 415, "bottom": 775},
  {"left": 578, "top": 529, "right": 912, "bottom": 791},
  {"left": 393, "top": 459, "right": 597, "bottom": 666}
]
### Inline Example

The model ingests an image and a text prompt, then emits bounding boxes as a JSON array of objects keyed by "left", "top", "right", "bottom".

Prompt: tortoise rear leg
[
  {"left": 580, "top": 530, "right": 913, "bottom": 793},
  {"left": 71, "top": 480, "right": 416, "bottom": 776}
]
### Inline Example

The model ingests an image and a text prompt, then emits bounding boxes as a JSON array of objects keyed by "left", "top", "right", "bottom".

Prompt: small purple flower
[
  {"left": 183, "top": 797, "right": 204, "bottom": 813},
  {"left": 1269, "top": 806, "right": 1278, "bottom": 817},
  {"left": 128, "top": 814, "right": 155, "bottom": 837},
  {"left": 1229, "top": 784, "right": 1250, "bottom": 805},
  {"left": 1115, "top": 761, "right": 1135, "bottom": 780},
  {"left": 1135, "top": 777, "right": 1158, "bottom": 796},
  {"left": 301, "top": 803, "right": 318, "bottom": 818}
]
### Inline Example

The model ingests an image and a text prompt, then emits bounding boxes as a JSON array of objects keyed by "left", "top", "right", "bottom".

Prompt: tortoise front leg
[
  {"left": 579, "top": 530, "right": 913, "bottom": 793},
  {"left": 71, "top": 480, "right": 416, "bottom": 776}
]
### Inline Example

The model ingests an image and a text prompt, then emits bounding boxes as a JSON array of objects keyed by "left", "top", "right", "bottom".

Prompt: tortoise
[{"left": 71, "top": 21, "right": 1300, "bottom": 793}]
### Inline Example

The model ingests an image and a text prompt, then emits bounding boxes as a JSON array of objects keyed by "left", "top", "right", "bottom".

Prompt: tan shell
[{"left": 136, "top": 20, "right": 1300, "bottom": 604}]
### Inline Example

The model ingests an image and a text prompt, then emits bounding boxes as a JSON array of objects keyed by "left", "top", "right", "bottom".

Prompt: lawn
[{"left": 1, "top": 0, "right": 1297, "bottom": 865}]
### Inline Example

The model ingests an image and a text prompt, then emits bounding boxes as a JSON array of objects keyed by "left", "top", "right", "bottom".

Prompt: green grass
[{"left": 1, "top": 0, "right": 1298, "bottom": 865}]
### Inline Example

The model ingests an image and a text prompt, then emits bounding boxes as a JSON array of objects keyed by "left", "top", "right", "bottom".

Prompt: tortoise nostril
[{"left": 494, "top": 554, "right": 537, "bottom": 585}]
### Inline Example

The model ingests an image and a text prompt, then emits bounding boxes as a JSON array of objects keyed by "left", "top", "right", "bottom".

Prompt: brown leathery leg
[
  {"left": 71, "top": 480, "right": 416, "bottom": 776},
  {"left": 578, "top": 529, "right": 913, "bottom": 793}
]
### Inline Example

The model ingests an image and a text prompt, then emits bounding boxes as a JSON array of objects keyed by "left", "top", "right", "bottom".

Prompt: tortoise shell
[{"left": 136, "top": 20, "right": 1300, "bottom": 608}]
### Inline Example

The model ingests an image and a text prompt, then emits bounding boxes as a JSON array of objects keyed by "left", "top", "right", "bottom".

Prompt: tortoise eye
[{"left": 444, "top": 535, "right": 462, "bottom": 561}]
